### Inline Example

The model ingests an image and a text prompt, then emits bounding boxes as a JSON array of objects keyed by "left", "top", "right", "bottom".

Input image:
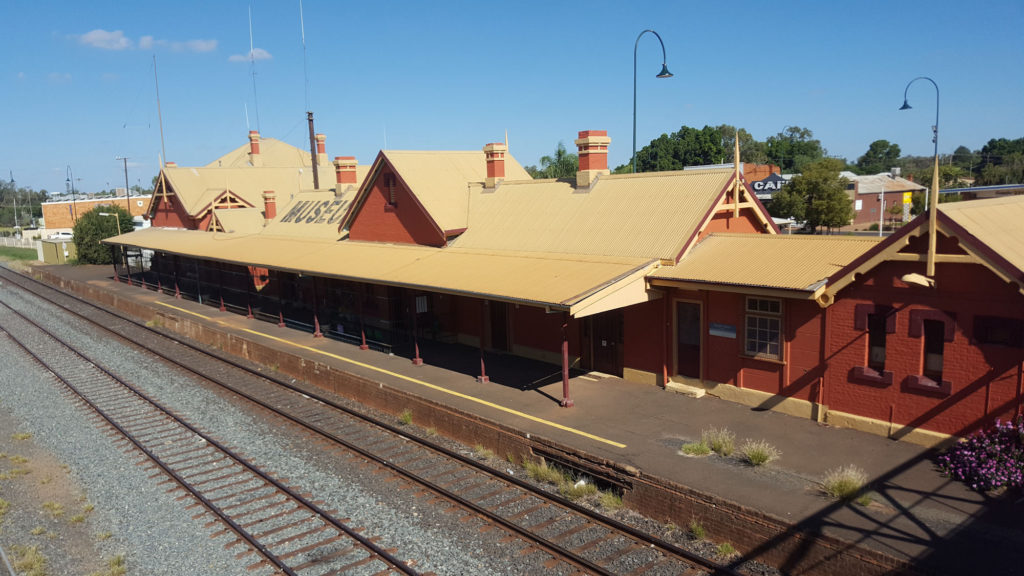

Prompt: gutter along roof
[{"left": 104, "top": 227, "right": 657, "bottom": 317}]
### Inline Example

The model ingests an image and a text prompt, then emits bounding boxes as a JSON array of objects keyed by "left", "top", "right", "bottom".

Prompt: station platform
[{"left": 27, "top": 264, "right": 1024, "bottom": 575}]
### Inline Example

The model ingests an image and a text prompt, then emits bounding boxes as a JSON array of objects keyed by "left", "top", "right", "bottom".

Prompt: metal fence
[{"left": 0, "top": 237, "right": 39, "bottom": 249}]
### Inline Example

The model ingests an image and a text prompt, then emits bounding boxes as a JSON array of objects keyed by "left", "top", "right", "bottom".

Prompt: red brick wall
[
  {"left": 149, "top": 195, "right": 192, "bottom": 228},
  {"left": 828, "top": 260, "right": 1024, "bottom": 436},
  {"left": 622, "top": 299, "right": 663, "bottom": 374},
  {"left": 698, "top": 210, "right": 763, "bottom": 241},
  {"left": 348, "top": 168, "right": 445, "bottom": 246}
]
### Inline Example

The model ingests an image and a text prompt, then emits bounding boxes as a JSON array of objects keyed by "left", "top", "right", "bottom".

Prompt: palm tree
[{"left": 537, "top": 142, "right": 578, "bottom": 179}]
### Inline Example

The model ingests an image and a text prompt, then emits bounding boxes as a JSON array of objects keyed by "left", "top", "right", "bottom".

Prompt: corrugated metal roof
[
  {"left": 381, "top": 150, "right": 531, "bottom": 233},
  {"left": 940, "top": 195, "right": 1024, "bottom": 276},
  {"left": 451, "top": 169, "right": 734, "bottom": 261},
  {"left": 206, "top": 137, "right": 315, "bottom": 169},
  {"left": 650, "top": 233, "right": 881, "bottom": 291},
  {"left": 851, "top": 173, "right": 927, "bottom": 195},
  {"left": 211, "top": 207, "right": 264, "bottom": 234},
  {"left": 261, "top": 189, "right": 356, "bottom": 240},
  {"left": 105, "top": 228, "right": 653, "bottom": 312}
]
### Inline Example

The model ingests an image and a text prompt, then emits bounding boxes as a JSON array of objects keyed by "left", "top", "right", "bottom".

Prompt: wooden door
[
  {"left": 676, "top": 301, "right": 701, "bottom": 379},
  {"left": 591, "top": 310, "right": 623, "bottom": 377}
]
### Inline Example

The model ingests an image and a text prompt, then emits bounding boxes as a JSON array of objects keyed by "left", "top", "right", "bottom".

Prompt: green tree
[
  {"left": 773, "top": 158, "right": 851, "bottom": 232},
  {"left": 765, "top": 126, "right": 824, "bottom": 172},
  {"left": 72, "top": 205, "right": 133, "bottom": 265},
  {"left": 716, "top": 125, "right": 769, "bottom": 164},
  {"left": 855, "top": 140, "right": 901, "bottom": 174},
  {"left": 624, "top": 125, "right": 726, "bottom": 173},
  {"left": 525, "top": 142, "right": 578, "bottom": 179}
]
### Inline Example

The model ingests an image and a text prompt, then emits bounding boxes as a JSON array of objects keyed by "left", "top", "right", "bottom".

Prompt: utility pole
[
  {"left": 116, "top": 156, "right": 130, "bottom": 212},
  {"left": 9, "top": 171, "right": 17, "bottom": 231}
]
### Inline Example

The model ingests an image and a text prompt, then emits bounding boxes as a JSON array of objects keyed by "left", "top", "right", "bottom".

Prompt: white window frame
[{"left": 744, "top": 297, "right": 782, "bottom": 360}]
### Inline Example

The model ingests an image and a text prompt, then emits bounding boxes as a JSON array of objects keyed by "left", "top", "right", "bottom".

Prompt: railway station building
[{"left": 104, "top": 129, "right": 1024, "bottom": 446}]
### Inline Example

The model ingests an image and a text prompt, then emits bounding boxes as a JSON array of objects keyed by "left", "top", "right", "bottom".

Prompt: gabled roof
[
  {"left": 262, "top": 189, "right": 357, "bottom": 240},
  {"left": 161, "top": 166, "right": 307, "bottom": 217},
  {"left": 649, "top": 233, "right": 881, "bottom": 300},
  {"left": 824, "top": 195, "right": 1024, "bottom": 301},
  {"left": 210, "top": 207, "right": 265, "bottom": 235},
  {"left": 451, "top": 168, "right": 746, "bottom": 262},
  {"left": 344, "top": 150, "right": 532, "bottom": 234},
  {"left": 206, "top": 137, "right": 314, "bottom": 168}
]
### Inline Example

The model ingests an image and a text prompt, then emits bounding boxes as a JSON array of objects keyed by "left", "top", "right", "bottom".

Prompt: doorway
[
  {"left": 676, "top": 301, "right": 701, "bottom": 379},
  {"left": 590, "top": 310, "right": 623, "bottom": 377}
]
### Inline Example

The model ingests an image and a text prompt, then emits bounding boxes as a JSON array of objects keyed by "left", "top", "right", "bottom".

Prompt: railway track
[{"left": 0, "top": 266, "right": 742, "bottom": 576}]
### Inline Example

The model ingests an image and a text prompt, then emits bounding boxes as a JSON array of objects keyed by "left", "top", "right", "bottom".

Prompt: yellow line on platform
[{"left": 154, "top": 301, "right": 627, "bottom": 448}]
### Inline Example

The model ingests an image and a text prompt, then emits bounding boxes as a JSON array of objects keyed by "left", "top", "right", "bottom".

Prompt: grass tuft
[
  {"left": 42, "top": 501, "right": 64, "bottom": 518},
  {"left": 11, "top": 432, "right": 32, "bottom": 441},
  {"left": 30, "top": 526, "right": 46, "bottom": 536},
  {"left": 96, "top": 531, "right": 113, "bottom": 541},
  {"left": 599, "top": 490, "right": 623, "bottom": 510},
  {"left": 398, "top": 408, "right": 413, "bottom": 426},
  {"left": 523, "top": 459, "right": 566, "bottom": 485},
  {"left": 680, "top": 440, "right": 711, "bottom": 456},
  {"left": 0, "top": 498, "right": 8, "bottom": 525},
  {"left": 9, "top": 455, "right": 29, "bottom": 464},
  {"left": 702, "top": 427, "right": 735, "bottom": 456},
  {"left": 717, "top": 542, "right": 737, "bottom": 557},
  {"left": 823, "top": 465, "right": 869, "bottom": 501},
  {"left": 558, "top": 477, "right": 598, "bottom": 500},
  {"left": 738, "top": 439, "right": 781, "bottom": 466},
  {"left": 688, "top": 518, "right": 706, "bottom": 540},
  {"left": 70, "top": 513, "right": 87, "bottom": 524},
  {"left": 473, "top": 444, "right": 494, "bottom": 460},
  {"left": 11, "top": 545, "right": 47, "bottom": 576}
]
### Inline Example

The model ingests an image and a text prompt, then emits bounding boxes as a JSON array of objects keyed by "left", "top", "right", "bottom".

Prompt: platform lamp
[
  {"left": 65, "top": 165, "right": 79, "bottom": 224},
  {"left": 899, "top": 76, "right": 940, "bottom": 280},
  {"left": 633, "top": 29, "right": 673, "bottom": 174}
]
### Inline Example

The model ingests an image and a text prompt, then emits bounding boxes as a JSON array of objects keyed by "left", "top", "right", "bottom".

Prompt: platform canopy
[{"left": 104, "top": 228, "right": 660, "bottom": 317}]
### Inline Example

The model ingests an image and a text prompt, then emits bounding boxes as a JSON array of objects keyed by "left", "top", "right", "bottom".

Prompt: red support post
[
  {"left": 219, "top": 296, "right": 226, "bottom": 312},
  {"left": 313, "top": 314, "right": 323, "bottom": 338},
  {"left": 174, "top": 282, "right": 181, "bottom": 299},
  {"left": 246, "top": 303, "right": 254, "bottom": 320},
  {"left": 360, "top": 327, "right": 369, "bottom": 350},
  {"left": 560, "top": 314, "right": 573, "bottom": 408},
  {"left": 478, "top": 300, "right": 489, "bottom": 382},
  {"left": 278, "top": 311, "right": 286, "bottom": 328},
  {"left": 411, "top": 305, "right": 423, "bottom": 365}
]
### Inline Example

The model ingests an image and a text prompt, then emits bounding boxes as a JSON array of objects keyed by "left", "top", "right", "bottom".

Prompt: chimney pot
[
  {"left": 333, "top": 156, "right": 358, "bottom": 185},
  {"left": 165, "top": 161, "right": 177, "bottom": 168},
  {"left": 483, "top": 142, "right": 507, "bottom": 188},
  {"left": 575, "top": 130, "right": 611, "bottom": 188},
  {"left": 248, "top": 131, "right": 262, "bottom": 166},
  {"left": 262, "top": 190, "right": 277, "bottom": 224}
]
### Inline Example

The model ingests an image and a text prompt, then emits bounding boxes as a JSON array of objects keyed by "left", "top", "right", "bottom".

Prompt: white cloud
[
  {"left": 76, "top": 30, "right": 216, "bottom": 54},
  {"left": 78, "top": 29, "right": 133, "bottom": 50},
  {"left": 48, "top": 72, "right": 72, "bottom": 84},
  {"left": 228, "top": 48, "right": 272, "bottom": 62}
]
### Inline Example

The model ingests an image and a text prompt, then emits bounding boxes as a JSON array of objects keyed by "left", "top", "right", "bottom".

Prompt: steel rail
[{"left": 0, "top": 299, "right": 418, "bottom": 576}]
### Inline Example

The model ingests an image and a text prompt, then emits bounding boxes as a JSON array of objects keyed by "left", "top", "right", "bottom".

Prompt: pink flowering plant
[{"left": 937, "top": 417, "right": 1024, "bottom": 491}]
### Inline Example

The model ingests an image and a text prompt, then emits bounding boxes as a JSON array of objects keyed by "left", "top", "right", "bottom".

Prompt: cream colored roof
[
  {"left": 451, "top": 169, "right": 735, "bottom": 261},
  {"left": 940, "top": 194, "right": 1024, "bottom": 276},
  {"left": 650, "top": 233, "right": 881, "bottom": 293},
  {"left": 105, "top": 227, "right": 655, "bottom": 314},
  {"left": 380, "top": 150, "right": 532, "bottom": 233},
  {"left": 853, "top": 173, "right": 927, "bottom": 195},
  {"left": 261, "top": 189, "right": 356, "bottom": 240},
  {"left": 207, "top": 137, "right": 315, "bottom": 168},
  {"left": 211, "top": 207, "right": 265, "bottom": 234}
]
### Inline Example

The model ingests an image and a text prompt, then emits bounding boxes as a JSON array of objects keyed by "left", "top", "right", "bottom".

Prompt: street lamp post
[
  {"left": 633, "top": 29, "right": 673, "bottom": 174},
  {"left": 899, "top": 76, "right": 940, "bottom": 277},
  {"left": 116, "top": 156, "right": 131, "bottom": 212}
]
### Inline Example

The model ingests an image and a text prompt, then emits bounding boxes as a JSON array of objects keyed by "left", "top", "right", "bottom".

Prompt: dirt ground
[{"left": 0, "top": 406, "right": 113, "bottom": 576}]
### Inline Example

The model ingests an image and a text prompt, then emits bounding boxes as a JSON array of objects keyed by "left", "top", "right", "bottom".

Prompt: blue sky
[{"left": 2, "top": 0, "right": 1022, "bottom": 194}]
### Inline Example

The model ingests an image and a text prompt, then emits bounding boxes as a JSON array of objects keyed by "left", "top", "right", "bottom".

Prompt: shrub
[
  {"left": 936, "top": 417, "right": 1024, "bottom": 491},
  {"left": 688, "top": 518, "right": 706, "bottom": 540},
  {"left": 599, "top": 491, "right": 623, "bottom": 510},
  {"left": 717, "top": 542, "right": 737, "bottom": 557},
  {"left": 702, "top": 427, "right": 735, "bottom": 457},
  {"left": 559, "top": 477, "right": 598, "bottom": 500},
  {"left": 523, "top": 459, "right": 565, "bottom": 485},
  {"left": 738, "top": 439, "right": 781, "bottom": 466},
  {"left": 398, "top": 409, "right": 413, "bottom": 426},
  {"left": 822, "top": 465, "right": 868, "bottom": 501}
]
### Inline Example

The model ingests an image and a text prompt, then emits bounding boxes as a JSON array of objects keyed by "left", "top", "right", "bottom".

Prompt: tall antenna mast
[
  {"left": 300, "top": 0, "right": 318, "bottom": 188},
  {"left": 249, "top": 3, "right": 261, "bottom": 132},
  {"left": 299, "top": 0, "right": 310, "bottom": 112},
  {"left": 153, "top": 55, "right": 167, "bottom": 168}
]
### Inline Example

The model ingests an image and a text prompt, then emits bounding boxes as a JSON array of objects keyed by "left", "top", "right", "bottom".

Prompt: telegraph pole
[{"left": 115, "top": 156, "right": 130, "bottom": 211}]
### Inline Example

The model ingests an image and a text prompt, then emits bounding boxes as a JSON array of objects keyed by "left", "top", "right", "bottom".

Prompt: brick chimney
[
  {"left": 165, "top": 161, "right": 177, "bottom": 168},
  {"left": 483, "top": 142, "right": 507, "bottom": 188},
  {"left": 575, "top": 130, "right": 610, "bottom": 188},
  {"left": 333, "top": 156, "right": 358, "bottom": 186},
  {"left": 316, "top": 133, "right": 328, "bottom": 166},
  {"left": 262, "top": 190, "right": 276, "bottom": 224},
  {"left": 248, "top": 130, "right": 262, "bottom": 167}
]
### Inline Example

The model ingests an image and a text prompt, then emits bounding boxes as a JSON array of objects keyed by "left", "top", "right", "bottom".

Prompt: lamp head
[
  {"left": 899, "top": 99, "right": 912, "bottom": 111},
  {"left": 656, "top": 63, "right": 673, "bottom": 79}
]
